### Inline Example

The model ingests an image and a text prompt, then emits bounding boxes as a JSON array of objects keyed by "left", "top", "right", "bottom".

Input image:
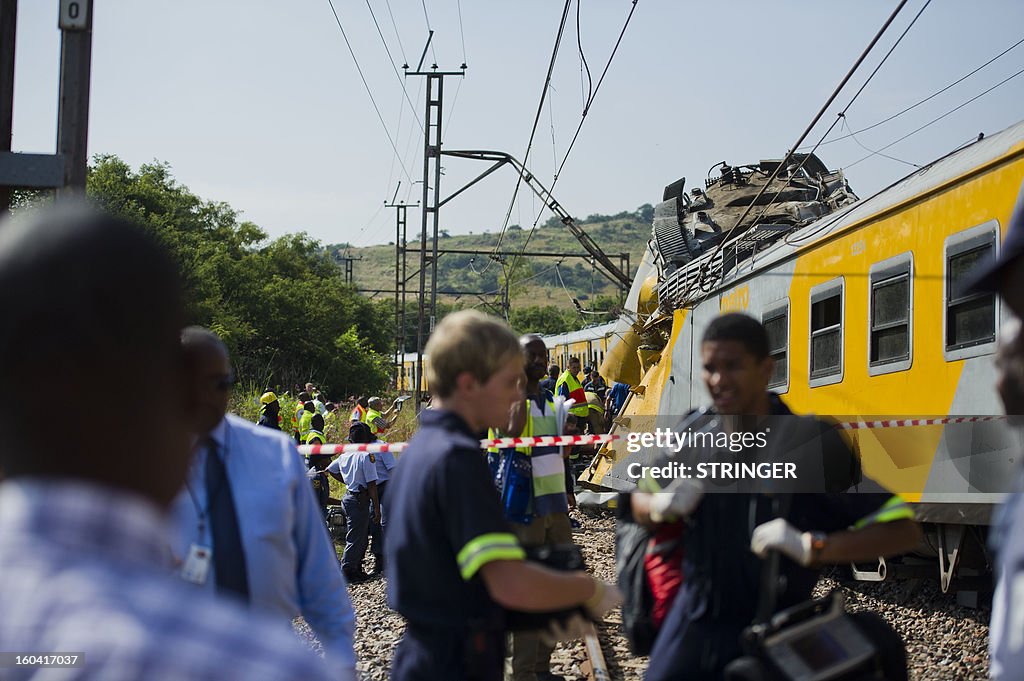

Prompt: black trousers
[
  {"left": 369, "top": 481, "right": 387, "bottom": 565},
  {"left": 392, "top": 624, "right": 504, "bottom": 681}
]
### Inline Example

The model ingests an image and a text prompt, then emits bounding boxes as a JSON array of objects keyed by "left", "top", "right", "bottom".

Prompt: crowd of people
[{"left": 2, "top": 198, "right": 1023, "bottom": 681}]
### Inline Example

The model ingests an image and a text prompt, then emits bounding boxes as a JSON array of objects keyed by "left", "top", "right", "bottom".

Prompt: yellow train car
[
  {"left": 589, "top": 119, "right": 1024, "bottom": 588},
  {"left": 398, "top": 352, "right": 429, "bottom": 394},
  {"left": 398, "top": 325, "right": 614, "bottom": 397},
  {"left": 543, "top": 322, "right": 617, "bottom": 376}
]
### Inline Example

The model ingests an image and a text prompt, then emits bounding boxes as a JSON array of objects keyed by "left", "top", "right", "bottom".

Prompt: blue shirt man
[
  {"left": 328, "top": 448, "right": 380, "bottom": 582},
  {"left": 607, "top": 381, "right": 631, "bottom": 417},
  {"left": 170, "top": 414, "right": 357, "bottom": 677}
]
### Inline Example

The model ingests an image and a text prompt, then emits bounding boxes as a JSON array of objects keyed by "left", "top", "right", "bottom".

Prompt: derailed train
[{"left": 561, "top": 120, "right": 1024, "bottom": 590}]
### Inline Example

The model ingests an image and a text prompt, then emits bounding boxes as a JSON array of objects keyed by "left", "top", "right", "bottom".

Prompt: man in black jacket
[{"left": 629, "top": 313, "right": 921, "bottom": 680}]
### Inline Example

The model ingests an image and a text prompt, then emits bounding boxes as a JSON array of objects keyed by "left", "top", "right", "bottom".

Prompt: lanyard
[{"left": 184, "top": 421, "right": 231, "bottom": 543}]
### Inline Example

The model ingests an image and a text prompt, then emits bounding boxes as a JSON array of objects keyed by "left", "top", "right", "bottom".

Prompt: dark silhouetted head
[
  {"left": 348, "top": 421, "right": 374, "bottom": 444},
  {"left": 0, "top": 203, "right": 189, "bottom": 507}
]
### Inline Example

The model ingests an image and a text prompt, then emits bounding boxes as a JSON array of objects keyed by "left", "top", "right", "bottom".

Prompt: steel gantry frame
[{"left": 406, "top": 31, "right": 465, "bottom": 409}]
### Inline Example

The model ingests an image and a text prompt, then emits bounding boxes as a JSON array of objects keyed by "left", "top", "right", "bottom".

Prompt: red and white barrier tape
[
  {"left": 838, "top": 415, "right": 1005, "bottom": 430},
  {"left": 298, "top": 433, "right": 620, "bottom": 456},
  {"left": 299, "top": 417, "right": 1008, "bottom": 455}
]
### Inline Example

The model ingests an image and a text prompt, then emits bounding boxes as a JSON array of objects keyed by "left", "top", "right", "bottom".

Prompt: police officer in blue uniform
[
  {"left": 330, "top": 442, "right": 381, "bottom": 584},
  {"left": 307, "top": 453, "right": 340, "bottom": 520},
  {"left": 344, "top": 420, "right": 393, "bottom": 574}
]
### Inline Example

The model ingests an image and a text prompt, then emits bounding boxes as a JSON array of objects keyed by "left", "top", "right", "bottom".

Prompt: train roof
[
  {"left": 399, "top": 321, "right": 615, "bottom": 365},
  {"left": 541, "top": 321, "right": 618, "bottom": 347},
  {"left": 658, "top": 118, "right": 1024, "bottom": 309}
]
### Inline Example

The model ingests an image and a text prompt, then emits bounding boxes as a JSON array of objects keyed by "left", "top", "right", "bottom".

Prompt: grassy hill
[{"left": 330, "top": 209, "right": 653, "bottom": 315}]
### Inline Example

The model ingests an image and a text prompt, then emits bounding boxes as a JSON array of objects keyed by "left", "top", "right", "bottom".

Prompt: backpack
[
  {"left": 616, "top": 515, "right": 685, "bottom": 656},
  {"left": 616, "top": 520, "right": 659, "bottom": 655}
]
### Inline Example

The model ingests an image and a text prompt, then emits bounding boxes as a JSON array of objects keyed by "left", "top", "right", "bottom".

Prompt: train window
[
  {"left": 762, "top": 299, "right": 789, "bottom": 393},
  {"left": 869, "top": 253, "right": 913, "bottom": 375},
  {"left": 944, "top": 221, "right": 999, "bottom": 361},
  {"left": 809, "top": 278, "right": 844, "bottom": 387}
]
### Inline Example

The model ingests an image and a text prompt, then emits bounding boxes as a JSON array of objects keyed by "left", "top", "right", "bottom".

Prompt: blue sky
[{"left": 12, "top": 1, "right": 1024, "bottom": 247}]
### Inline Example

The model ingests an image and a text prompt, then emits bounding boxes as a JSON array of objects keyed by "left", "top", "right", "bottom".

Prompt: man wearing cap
[
  {"left": 969, "top": 184, "right": 1024, "bottom": 680},
  {"left": 583, "top": 368, "right": 607, "bottom": 401},
  {"left": 363, "top": 396, "right": 400, "bottom": 441},
  {"left": 257, "top": 392, "right": 281, "bottom": 430}
]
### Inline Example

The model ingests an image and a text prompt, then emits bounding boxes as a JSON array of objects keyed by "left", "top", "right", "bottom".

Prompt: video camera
[{"left": 736, "top": 592, "right": 889, "bottom": 680}]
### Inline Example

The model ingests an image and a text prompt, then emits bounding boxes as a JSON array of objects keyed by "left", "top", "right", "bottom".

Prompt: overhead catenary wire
[
  {"left": 384, "top": 101, "right": 406, "bottom": 201},
  {"left": 844, "top": 65, "right": 1024, "bottom": 170},
  {"left": 554, "top": 0, "right": 639, "bottom": 184},
  {"left": 698, "top": 115, "right": 994, "bottom": 301},
  {"left": 553, "top": 263, "right": 575, "bottom": 306},
  {"left": 486, "top": 0, "right": 574, "bottom": 269},
  {"left": 806, "top": 34, "right": 1024, "bottom": 149},
  {"left": 741, "top": 0, "right": 931, "bottom": 232},
  {"left": 383, "top": 0, "right": 409, "bottom": 65},
  {"left": 502, "top": 0, "right": 639, "bottom": 291},
  {"left": 549, "top": 83, "right": 559, "bottom": 171},
  {"left": 445, "top": 76, "right": 465, "bottom": 128},
  {"left": 353, "top": 201, "right": 387, "bottom": 243},
  {"left": 841, "top": 115, "right": 921, "bottom": 169},
  {"left": 325, "top": 0, "right": 414, "bottom": 183},
  {"left": 456, "top": 0, "right": 468, "bottom": 65},
  {"left": 683, "top": 0, "right": 914, "bottom": 303},
  {"left": 576, "top": 0, "right": 594, "bottom": 110},
  {"left": 420, "top": 0, "right": 439, "bottom": 64},
  {"left": 364, "top": 0, "right": 425, "bottom": 135},
  {"left": 400, "top": 79, "right": 426, "bottom": 203}
]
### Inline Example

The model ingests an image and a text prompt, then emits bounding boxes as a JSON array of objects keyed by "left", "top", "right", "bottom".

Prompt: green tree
[
  {"left": 637, "top": 203, "right": 655, "bottom": 223},
  {"left": 499, "top": 259, "right": 535, "bottom": 301},
  {"left": 509, "top": 305, "right": 579, "bottom": 335},
  {"left": 85, "top": 155, "right": 393, "bottom": 399}
]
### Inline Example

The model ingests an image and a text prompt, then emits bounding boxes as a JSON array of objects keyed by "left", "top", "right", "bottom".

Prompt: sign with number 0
[{"left": 59, "top": 0, "right": 89, "bottom": 31}]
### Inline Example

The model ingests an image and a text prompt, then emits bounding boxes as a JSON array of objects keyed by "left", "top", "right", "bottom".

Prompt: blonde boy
[{"left": 384, "top": 310, "right": 619, "bottom": 681}]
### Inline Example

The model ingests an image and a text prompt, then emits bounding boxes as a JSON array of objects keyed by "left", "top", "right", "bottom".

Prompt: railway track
[{"left": 301, "top": 508, "right": 991, "bottom": 680}]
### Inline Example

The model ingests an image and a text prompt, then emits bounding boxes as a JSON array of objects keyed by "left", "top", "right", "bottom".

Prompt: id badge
[{"left": 181, "top": 543, "right": 212, "bottom": 585}]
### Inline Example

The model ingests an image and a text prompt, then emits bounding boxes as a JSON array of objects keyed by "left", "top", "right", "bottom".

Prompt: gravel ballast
[{"left": 298, "top": 509, "right": 991, "bottom": 680}]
